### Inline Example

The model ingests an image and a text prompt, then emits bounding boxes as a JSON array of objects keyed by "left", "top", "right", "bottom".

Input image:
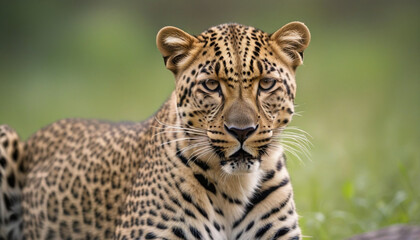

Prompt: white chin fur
[{"left": 221, "top": 159, "right": 261, "bottom": 174}]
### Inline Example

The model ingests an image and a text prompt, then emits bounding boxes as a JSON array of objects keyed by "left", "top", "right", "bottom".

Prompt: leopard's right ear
[
  {"left": 270, "top": 22, "right": 311, "bottom": 69},
  {"left": 156, "top": 26, "right": 200, "bottom": 74}
]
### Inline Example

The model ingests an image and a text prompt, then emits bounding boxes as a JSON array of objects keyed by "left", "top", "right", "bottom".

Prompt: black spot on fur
[
  {"left": 273, "top": 227, "right": 290, "bottom": 239},
  {"left": 145, "top": 232, "right": 157, "bottom": 239},
  {"left": 215, "top": 62, "right": 220, "bottom": 75},
  {"left": 194, "top": 174, "right": 216, "bottom": 194},
  {"left": 2, "top": 140, "right": 8, "bottom": 149},
  {"left": 172, "top": 227, "right": 186, "bottom": 239},
  {"left": 3, "top": 193, "right": 12, "bottom": 211},
  {"left": 191, "top": 157, "right": 210, "bottom": 171},
  {"left": 7, "top": 172, "right": 15, "bottom": 188},
  {"left": 255, "top": 223, "right": 273, "bottom": 238},
  {"left": 176, "top": 146, "right": 190, "bottom": 167},
  {"left": 257, "top": 60, "right": 263, "bottom": 74},
  {"left": 262, "top": 170, "right": 275, "bottom": 183},
  {"left": 157, "top": 223, "right": 168, "bottom": 229},
  {"left": 246, "top": 221, "right": 254, "bottom": 232},
  {"left": 12, "top": 148, "right": 18, "bottom": 162},
  {"left": 0, "top": 156, "right": 6, "bottom": 168},
  {"left": 189, "top": 226, "right": 202, "bottom": 239}
]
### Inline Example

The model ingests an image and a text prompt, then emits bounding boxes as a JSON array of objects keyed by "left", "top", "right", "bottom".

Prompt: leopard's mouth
[
  {"left": 220, "top": 149, "right": 261, "bottom": 174},
  {"left": 224, "top": 149, "right": 255, "bottom": 163}
]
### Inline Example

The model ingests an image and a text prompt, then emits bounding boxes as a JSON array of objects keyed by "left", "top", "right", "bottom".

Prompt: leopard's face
[{"left": 157, "top": 23, "right": 310, "bottom": 174}]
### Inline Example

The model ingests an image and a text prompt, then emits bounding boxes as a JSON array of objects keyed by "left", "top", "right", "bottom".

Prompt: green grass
[{"left": 0, "top": 2, "right": 419, "bottom": 239}]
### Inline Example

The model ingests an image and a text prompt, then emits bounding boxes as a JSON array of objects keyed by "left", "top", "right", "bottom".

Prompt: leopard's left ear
[
  {"left": 156, "top": 26, "right": 200, "bottom": 75},
  {"left": 270, "top": 22, "right": 311, "bottom": 69}
]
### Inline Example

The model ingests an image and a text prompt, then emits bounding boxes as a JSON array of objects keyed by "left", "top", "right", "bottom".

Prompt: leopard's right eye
[
  {"left": 259, "top": 78, "right": 276, "bottom": 91},
  {"left": 203, "top": 79, "right": 220, "bottom": 92}
]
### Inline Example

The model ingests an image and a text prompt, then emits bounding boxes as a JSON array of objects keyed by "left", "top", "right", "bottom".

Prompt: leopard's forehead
[
  {"left": 193, "top": 24, "right": 283, "bottom": 87},
  {"left": 198, "top": 23, "right": 269, "bottom": 46}
]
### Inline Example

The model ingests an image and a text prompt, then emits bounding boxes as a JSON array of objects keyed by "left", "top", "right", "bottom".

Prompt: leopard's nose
[{"left": 224, "top": 124, "right": 258, "bottom": 143}]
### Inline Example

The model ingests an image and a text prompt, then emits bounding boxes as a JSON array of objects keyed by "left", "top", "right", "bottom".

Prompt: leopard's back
[{"left": 21, "top": 119, "right": 149, "bottom": 239}]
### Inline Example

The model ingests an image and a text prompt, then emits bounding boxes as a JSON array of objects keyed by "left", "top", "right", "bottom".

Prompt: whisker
[
  {"left": 179, "top": 142, "right": 210, "bottom": 155},
  {"left": 270, "top": 143, "right": 305, "bottom": 164},
  {"left": 160, "top": 137, "right": 205, "bottom": 147},
  {"left": 189, "top": 147, "right": 214, "bottom": 162},
  {"left": 277, "top": 139, "right": 311, "bottom": 158},
  {"left": 153, "top": 129, "right": 207, "bottom": 136},
  {"left": 278, "top": 135, "right": 313, "bottom": 149},
  {"left": 278, "top": 134, "right": 312, "bottom": 146},
  {"left": 280, "top": 133, "right": 311, "bottom": 144},
  {"left": 293, "top": 111, "right": 304, "bottom": 117},
  {"left": 281, "top": 126, "right": 313, "bottom": 138},
  {"left": 152, "top": 125, "right": 206, "bottom": 135},
  {"left": 154, "top": 118, "right": 207, "bottom": 134},
  {"left": 268, "top": 124, "right": 313, "bottom": 164},
  {"left": 186, "top": 147, "right": 215, "bottom": 165}
]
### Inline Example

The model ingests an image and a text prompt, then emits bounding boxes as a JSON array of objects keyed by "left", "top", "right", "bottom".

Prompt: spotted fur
[
  {"left": 1, "top": 22, "right": 311, "bottom": 239},
  {"left": 0, "top": 125, "right": 24, "bottom": 239}
]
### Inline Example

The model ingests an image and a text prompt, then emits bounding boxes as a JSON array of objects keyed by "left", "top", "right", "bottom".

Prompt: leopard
[{"left": 0, "top": 22, "right": 311, "bottom": 239}]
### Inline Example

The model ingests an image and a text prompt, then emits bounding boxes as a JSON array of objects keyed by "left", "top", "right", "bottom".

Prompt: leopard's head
[{"left": 157, "top": 22, "right": 310, "bottom": 174}]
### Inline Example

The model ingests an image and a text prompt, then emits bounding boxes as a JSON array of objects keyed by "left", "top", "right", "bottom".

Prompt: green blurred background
[{"left": 1, "top": 1, "right": 419, "bottom": 239}]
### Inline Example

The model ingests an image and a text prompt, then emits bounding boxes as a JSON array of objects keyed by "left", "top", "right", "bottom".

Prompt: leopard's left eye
[
  {"left": 203, "top": 79, "right": 220, "bottom": 92},
  {"left": 259, "top": 78, "right": 276, "bottom": 91}
]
